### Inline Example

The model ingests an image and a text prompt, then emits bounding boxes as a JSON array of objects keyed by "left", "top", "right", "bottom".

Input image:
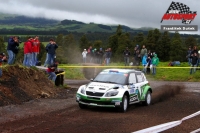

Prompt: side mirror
[{"left": 90, "top": 78, "right": 94, "bottom": 81}]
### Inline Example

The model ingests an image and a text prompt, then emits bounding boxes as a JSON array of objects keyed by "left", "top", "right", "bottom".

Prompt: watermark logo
[{"left": 161, "top": 1, "right": 197, "bottom": 24}]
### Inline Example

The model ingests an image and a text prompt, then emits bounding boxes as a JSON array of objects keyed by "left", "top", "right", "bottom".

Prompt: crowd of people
[
  {"left": 1, "top": 36, "right": 200, "bottom": 80},
  {"left": 82, "top": 45, "right": 160, "bottom": 75},
  {"left": 0, "top": 36, "right": 59, "bottom": 82},
  {"left": 82, "top": 46, "right": 112, "bottom": 65}
]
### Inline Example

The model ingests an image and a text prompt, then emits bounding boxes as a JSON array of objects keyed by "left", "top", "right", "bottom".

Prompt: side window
[
  {"left": 129, "top": 73, "right": 137, "bottom": 84},
  {"left": 136, "top": 74, "right": 143, "bottom": 83}
]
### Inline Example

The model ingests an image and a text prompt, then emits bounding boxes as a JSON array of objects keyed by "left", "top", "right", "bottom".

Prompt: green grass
[
  {"left": 58, "top": 62, "right": 200, "bottom": 81},
  {"left": 146, "top": 62, "right": 200, "bottom": 82},
  {"left": 59, "top": 64, "right": 85, "bottom": 79}
]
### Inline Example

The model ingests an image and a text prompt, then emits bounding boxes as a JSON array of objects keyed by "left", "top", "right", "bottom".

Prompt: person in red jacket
[
  {"left": 23, "top": 37, "right": 33, "bottom": 67},
  {"left": 46, "top": 62, "right": 58, "bottom": 82},
  {"left": 32, "top": 36, "right": 40, "bottom": 66}
]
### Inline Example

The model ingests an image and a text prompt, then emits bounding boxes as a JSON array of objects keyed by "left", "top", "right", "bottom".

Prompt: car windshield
[{"left": 93, "top": 72, "right": 127, "bottom": 85}]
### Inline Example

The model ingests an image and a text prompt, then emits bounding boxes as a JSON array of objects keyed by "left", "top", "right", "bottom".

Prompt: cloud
[{"left": 0, "top": 0, "right": 199, "bottom": 34}]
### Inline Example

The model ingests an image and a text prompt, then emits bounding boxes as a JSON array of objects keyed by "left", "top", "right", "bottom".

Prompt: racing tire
[
  {"left": 142, "top": 91, "right": 151, "bottom": 106},
  {"left": 119, "top": 95, "right": 128, "bottom": 112},
  {"left": 79, "top": 103, "right": 87, "bottom": 109}
]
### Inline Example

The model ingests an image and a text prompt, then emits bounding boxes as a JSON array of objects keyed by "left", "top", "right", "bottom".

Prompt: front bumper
[{"left": 76, "top": 94, "right": 122, "bottom": 108}]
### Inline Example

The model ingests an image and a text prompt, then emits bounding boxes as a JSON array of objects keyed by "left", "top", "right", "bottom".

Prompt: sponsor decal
[{"left": 130, "top": 95, "right": 138, "bottom": 102}]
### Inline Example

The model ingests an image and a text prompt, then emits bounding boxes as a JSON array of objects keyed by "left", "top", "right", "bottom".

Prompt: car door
[
  {"left": 128, "top": 72, "right": 140, "bottom": 103},
  {"left": 135, "top": 72, "right": 147, "bottom": 99}
]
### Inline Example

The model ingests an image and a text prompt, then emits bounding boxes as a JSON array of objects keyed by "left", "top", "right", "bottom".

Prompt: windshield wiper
[
  {"left": 93, "top": 80, "right": 103, "bottom": 82},
  {"left": 105, "top": 81, "right": 118, "bottom": 84}
]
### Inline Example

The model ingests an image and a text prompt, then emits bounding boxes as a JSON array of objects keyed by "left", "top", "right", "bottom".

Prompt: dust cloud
[{"left": 151, "top": 84, "right": 185, "bottom": 104}]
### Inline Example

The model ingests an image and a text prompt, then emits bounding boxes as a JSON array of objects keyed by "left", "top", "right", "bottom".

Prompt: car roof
[{"left": 101, "top": 69, "right": 142, "bottom": 74}]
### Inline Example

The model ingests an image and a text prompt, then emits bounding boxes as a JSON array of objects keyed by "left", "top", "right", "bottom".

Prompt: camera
[{"left": 17, "top": 36, "right": 22, "bottom": 44}]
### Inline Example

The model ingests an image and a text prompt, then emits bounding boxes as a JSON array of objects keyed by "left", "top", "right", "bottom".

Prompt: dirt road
[{"left": 0, "top": 81, "right": 200, "bottom": 133}]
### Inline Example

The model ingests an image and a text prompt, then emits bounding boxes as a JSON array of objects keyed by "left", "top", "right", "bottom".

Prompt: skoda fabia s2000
[{"left": 76, "top": 69, "right": 152, "bottom": 112}]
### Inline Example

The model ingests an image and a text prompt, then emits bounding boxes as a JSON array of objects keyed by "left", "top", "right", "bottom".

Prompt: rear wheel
[
  {"left": 79, "top": 103, "right": 87, "bottom": 109},
  {"left": 143, "top": 91, "right": 151, "bottom": 106},
  {"left": 119, "top": 95, "right": 128, "bottom": 112}
]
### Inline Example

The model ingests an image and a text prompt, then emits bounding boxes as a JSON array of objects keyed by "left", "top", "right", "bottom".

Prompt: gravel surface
[{"left": 0, "top": 80, "right": 199, "bottom": 133}]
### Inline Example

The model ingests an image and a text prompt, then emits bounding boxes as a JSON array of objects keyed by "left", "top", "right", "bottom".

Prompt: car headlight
[
  {"left": 80, "top": 86, "right": 86, "bottom": 95},
  {"left": 105, "top": 90, "right": 119, "bottom": 97}
]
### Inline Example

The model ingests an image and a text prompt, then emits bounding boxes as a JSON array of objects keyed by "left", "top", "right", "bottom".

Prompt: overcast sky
[{"left": 0, "top": 0, "right": 199, "bottom": 34}]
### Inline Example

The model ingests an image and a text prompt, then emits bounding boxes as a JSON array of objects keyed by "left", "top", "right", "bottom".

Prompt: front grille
[{"left": 86, "top": 91, "right": 104, "bottom": 97}]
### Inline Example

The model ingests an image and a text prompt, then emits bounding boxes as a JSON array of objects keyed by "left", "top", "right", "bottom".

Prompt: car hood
[{"left": 85, "top": 82, "right": 123, "bottom": 92}]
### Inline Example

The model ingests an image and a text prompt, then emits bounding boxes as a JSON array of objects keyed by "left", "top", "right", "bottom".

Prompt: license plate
[
  {"left": 90, "top": 103, "right": 97, "bottom": 105},
  {"left": 115, "top": 102, "right": 120, "bottom": 105}
]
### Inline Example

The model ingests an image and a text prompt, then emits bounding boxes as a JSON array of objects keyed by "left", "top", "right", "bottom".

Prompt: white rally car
[{"left": 76, "top": 69, "right": 152, "bottom": 112}]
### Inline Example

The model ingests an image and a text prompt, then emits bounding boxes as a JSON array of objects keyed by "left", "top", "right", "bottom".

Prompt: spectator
[
  {"left": 142, "top": 53, "right": 147, "bottom": 73},
  {"left": 123, "top": 47, "right": 131, "bottom": 66},
  {"left": 7, "top": 36, "right": 20, "bottom": 65},
  {"left": 105, "top": 48, "right": 112, "bottom": 65},
  {"left": 151, "top": 54, "right": 159, "bottom": 75},
  {"left": 43, "top": 43, "right": 50, "bottom": 67},
  {"left": 46, "top": 39, "right": 58, "bottom": 66},
  {"left": 0, "top": 53, "right": 7, "bottom": 77},
  {"left": 190, "top": 53, "right": 198, "bottom": 74},
  {"left": 146, "top": 55, "right": 152, "bottom": 74},
  {"left": 140, "top": 45, "right": 147, "bottom": 60},
  {"left": 147, "top": 50, "right": 153, "bottom": 59},
  {"left": 32, "top": 36, "right": 40, "bottom": 66},
  {"left": 186, "top": 47, "right": 192, "bottom": 65},
  {"left": 98, "top": 48, "right": 104, "bottom": 64},
  {"left": 87, "top": 46, "right": 92, "bottom": 63},
  {"left": 46, "top": 62, "right": 58, "bottom": 82},
  {"left": 133, "top": 45, "right": 140, "bottom": 66},
  {"left": 23, "top": 37, "right": 33, "bottom": 67},
  {"left": 82, "top": 49, "right": 87, "bottom": 63},
  {"left": 133, "top": 49, "right": 140, "bottom": 66},
  {"left": 198, "top": 50, "right": 200, "bottom": 68},
  {"left": 191, "top": 46, "right": 198, "bottom": 55}
]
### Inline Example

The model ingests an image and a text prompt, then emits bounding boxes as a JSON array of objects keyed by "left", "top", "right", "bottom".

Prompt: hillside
[{"left": 0, "top": 14, "right": 153, "bottom": 34}]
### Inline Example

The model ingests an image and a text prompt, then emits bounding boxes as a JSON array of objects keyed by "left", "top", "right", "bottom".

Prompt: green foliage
[
  {"left": 79, "top": 34, "right": 89, "bottom": 51},
  {"left": 155, "top": 31, "right": 171, "bottom": 61},
  {"left": 0, "top": 36, "right": 6, "bottom": 53},
  {"left": 185, "top": 36, "right": 197, "bottom": 48}
]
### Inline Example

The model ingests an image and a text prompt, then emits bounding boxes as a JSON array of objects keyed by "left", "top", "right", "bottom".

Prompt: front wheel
[
  {"left": 142, "top": 91, "right": 151, "bottom": 106},
  {"left": 119, "top": 95, "right": 128, "bottom": 112}
]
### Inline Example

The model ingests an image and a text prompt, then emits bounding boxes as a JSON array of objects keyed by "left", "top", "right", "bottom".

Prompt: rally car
[{"left": 76, "top": 69, "right": 152, "bottom": 112}]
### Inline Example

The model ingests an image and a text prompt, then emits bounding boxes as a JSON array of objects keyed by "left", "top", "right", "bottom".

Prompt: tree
[
  {"left": 155, "top": 31, "right": 171, "bottom": 61},
  {"left": 185, "top": 36, "right": 197, "bottom": 48},
  {"left": 146, "top": 30, "right": 155, "bottom": 51},
  {"left": 79, "top": 34, "right": 89, "bottom": 52},
  {"left": 93, "top": 40, "right": 102, "bottom": 50},
  {"left": 169, "top": 32, "right": 185, "bottom": 61},
  {"left": 115, "top": 33, "right": 131, "bottom": 62},
  {"left": 133, "top": 32, "right": 144, "bottom": 47},
  {"left": 55, "top": 34, "right": 64, "bottom": 47},
  {"left": 0, "top": 36, "right": 6, "bottom": 53}
]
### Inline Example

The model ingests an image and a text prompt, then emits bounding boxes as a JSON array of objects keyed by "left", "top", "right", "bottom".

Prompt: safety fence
[{"left": 132, "top": 110, "right": 200, "bottom": 133}]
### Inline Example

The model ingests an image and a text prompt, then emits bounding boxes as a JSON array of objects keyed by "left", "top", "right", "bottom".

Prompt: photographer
[
  {"left": 46, "top": 61, "right": 58, "bottom": 82},
  {"left": 0, "top": 53, "right": 7, "bottom": 77},
  {"left": 7, "top": 36, "right": 20, "bottom": 65},
  {"left": 46, "top": 39, "right": 58, "bottom": 66}
]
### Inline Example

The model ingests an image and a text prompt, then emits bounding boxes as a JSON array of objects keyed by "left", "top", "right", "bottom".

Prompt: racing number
[{"left": 130, "top": 95, "right": 138, "bottom": 102}]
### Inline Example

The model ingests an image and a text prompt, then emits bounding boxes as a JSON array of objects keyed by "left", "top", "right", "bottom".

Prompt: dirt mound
[{"left": 0, "top": 65, "right": 61, "bottom": 106}]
